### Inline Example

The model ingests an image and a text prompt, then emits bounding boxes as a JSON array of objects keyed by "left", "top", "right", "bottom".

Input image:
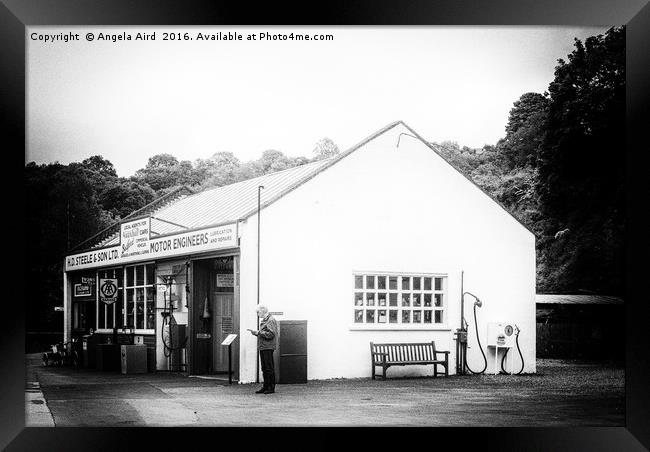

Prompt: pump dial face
[{"left": 504, "top": 325, "right": 514, "bottom": 336}]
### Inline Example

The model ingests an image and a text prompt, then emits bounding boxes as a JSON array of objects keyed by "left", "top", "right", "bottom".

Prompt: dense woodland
[{"left": 25, "top": 27, "right": 625, "bottom": 332}]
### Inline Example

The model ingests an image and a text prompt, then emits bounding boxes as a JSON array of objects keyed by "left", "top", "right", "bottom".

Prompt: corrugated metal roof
[
  {"left": 535, "top": 294, "right": 624, "bottom": 305},
  {"left": 149, "top": 158, "right": 333, "bottom": 234},
  {"left": 87, "top": 158, "right": 334, "bottom": 249},
  {"left": 80, "top": 120, "right": 534, "bottom": 251}
]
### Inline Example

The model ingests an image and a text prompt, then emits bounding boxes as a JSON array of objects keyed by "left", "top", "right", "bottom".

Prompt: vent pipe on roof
[{"left": 396, "top": 132, "right": 418, "bottom": 148}]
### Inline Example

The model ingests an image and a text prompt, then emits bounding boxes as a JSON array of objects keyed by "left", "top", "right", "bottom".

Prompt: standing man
[{"left": 247, "top": 305, "right": 278, "bottom": 394}]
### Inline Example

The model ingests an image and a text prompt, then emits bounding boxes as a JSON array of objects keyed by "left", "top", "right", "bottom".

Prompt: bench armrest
[
  {"left": 371, "top": 351, "right": 388, "bottom": 365},
  {"left": 434, "top": 351, "right": 450, "bottom": 356}
]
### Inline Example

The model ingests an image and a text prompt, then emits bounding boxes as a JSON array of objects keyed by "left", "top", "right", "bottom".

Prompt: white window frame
[
  {"left": 96, "top": 262, "right": 156, "bottom": 335},
  {"left": 350, "top": 271, "right": 449, "bottom": 331},
  {"left": 95, "top": 266, "right": 123, "bottom": 334}
]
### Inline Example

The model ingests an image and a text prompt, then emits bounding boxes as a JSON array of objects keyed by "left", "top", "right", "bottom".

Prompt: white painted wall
[{"left": 238, "top": 123, "right": 535, "bottom": 382}]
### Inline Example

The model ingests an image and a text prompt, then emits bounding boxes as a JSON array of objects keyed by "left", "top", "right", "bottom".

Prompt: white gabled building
[{"left": 64, "top": 121, "right": 536, "bottom": 382}]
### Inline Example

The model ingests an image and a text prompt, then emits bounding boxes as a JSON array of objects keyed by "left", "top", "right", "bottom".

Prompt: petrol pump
[
  {"left": 158, "top": 261, "right": 189, "bottom": 371},
  {"left": 454, "top": 271, "right": 525, "bottom": 375}
]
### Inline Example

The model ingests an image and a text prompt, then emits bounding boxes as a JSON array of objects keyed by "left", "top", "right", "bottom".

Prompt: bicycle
[{"left": 42, "top": 338, "right": 80, "bottom": 368}]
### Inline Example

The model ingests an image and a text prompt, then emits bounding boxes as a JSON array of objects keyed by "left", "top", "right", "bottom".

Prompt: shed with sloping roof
[{"left": 536, "top": 294, "right": 624, "bottom": 360}]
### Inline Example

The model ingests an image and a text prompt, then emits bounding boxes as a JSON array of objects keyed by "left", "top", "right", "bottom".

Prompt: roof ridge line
[
  {"left": 237, "top": 121, "right": 404, "bottom": 221},
  {"left": 397, "top": 121, "right": 535, "bottom": 236}
]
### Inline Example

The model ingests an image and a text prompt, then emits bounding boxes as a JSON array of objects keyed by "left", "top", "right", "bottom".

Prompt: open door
[
  {"left": 191, "top": 256, "right": 238, "bottom": 376},
  {"left": 191, "top": 259, "right": 213, "bottom": 374},
  {"left": 213, "top": 293, "right": 234, "bottom": 372}
]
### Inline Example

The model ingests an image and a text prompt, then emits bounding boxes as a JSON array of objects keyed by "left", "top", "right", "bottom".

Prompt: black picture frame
[{"left": 3, "top": 0, "right": 649, "bottom": 450}]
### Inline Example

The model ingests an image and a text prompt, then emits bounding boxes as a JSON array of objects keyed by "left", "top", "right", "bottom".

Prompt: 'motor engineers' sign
[{"left": 65, "top": 223, "right": 237, "bottom": 271}]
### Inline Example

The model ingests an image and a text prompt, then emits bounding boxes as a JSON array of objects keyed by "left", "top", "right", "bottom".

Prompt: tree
[
  {"left": 257, "top": 150, "right": 294, "bottom": 174},
  {"left": 535, "top": 26, "right": 625, "bottom": 294},
  {"left": 500, "top": 92, "right": 549, "bottom": 169},
  {"left": 134, "top": 153, "right": 202, "bottom": 192},
  {"left": 25, "top": 162, "right": 115, "bottom": 332},
  {"left": 100, "top": 179, "right": 156, "bottom": 219},
  {"left": 80, "top": 155, "right": 118, "bottom": 178},
  {"left": 197, "top": 151, "right": 241, "bottom": 188},
  {"left": 313, "top": 137, "right": 340, "bottom": 160}
]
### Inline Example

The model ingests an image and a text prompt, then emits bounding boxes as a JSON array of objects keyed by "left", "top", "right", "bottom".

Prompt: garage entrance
[{"left": 190, "top": 255, "right": 239, "bottom": 377}]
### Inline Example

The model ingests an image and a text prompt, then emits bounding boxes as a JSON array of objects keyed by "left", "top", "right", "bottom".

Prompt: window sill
[{"left": 348, "top": 325, "right": 451, "bottom": 331}]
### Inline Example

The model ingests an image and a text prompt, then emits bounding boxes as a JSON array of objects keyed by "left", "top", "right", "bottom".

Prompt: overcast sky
[{"left": 27, "top": 26, "right": 607, "bottom": 177}]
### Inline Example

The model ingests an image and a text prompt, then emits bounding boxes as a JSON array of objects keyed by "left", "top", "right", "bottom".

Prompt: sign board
[
  {"left": 65, "top": 223, "right": 238, "bottom": 271},
  {"left": 221, "top": 317, "right": 233, "bottom": 333},
  {"left": 221, "top": 334, "right": 237, "bottom": 346},
  {"left": 196, "top": 333, "right": 211, "bottom": 339},
  {"left": 54, "top": 306, "right": 64, "bottom": 312},
  {"left": 99, "top": 278, "right": 119, "bottom": 305},
  {"left": 120, "top": 218, "right": 151, "bottom": 259},
  {"left": 73, "top": 283, "right": 92, "bottom": 297},
  {"left": 216, "top": 274, "right": 234, "bottom": 287}
]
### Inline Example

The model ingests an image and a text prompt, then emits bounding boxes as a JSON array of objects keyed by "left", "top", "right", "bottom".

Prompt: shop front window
[
  {"left": 97, "top": 268, "right": 123, "bottom": 330},
  {"left": 96, "top": 263, "right": 154, "bottom": 332},
  {"left": 352, "top": 272, "right": 446, "bottom": 327},
  {"left": 123, "top": 263, "right": 155, "bottom": 332}
]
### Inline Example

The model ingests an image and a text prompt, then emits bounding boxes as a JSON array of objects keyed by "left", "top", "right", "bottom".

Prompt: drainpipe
[{"left": 256, "top": 185, "right": 264, "bottom": 383}]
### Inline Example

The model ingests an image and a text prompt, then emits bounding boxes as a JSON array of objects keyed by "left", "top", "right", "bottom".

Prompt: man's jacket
[{"left": 256, "top": 314, "right": 278, "bottom": 351}]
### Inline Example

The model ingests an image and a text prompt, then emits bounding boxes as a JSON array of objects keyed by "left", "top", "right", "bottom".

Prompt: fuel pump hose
[
  {"left": 500, "top": 325, "right": 525, "bottom": 375},
  {"left": 464, "top": 301, "right": 488, "bottom": 374},
  {"left": 161, "top": 288, "right": 187, "bottom": 357}
]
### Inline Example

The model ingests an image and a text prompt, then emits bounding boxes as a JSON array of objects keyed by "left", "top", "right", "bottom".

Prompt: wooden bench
[{"left": 370, "top": 341, "right": 450, "bottom": 380}]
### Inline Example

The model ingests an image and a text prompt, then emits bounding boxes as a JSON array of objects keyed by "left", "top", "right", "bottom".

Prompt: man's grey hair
[{"left": 256, "top": 305, "right": 269, "bottom": 314}]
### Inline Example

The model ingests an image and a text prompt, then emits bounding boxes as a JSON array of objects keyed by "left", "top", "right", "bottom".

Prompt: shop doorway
[{"left": 191, "top": 256, "right": 238, "bottom": 377}]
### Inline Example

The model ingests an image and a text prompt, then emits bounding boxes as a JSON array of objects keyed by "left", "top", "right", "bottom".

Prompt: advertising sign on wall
[
  {"left": 120, "top": 218, "right": 151, "bottom": 258},
  {"left": 65, "top": 223, "right": 238, "bottom": 271},
  {"left": 74, "top": 276, "right": 95, "bottom": 297},
  {"left": 73, "top": 283, "right": 92, "bottom": 297},
  {"left": 99, "top": 278, "right": 119, "bottom": 305}
]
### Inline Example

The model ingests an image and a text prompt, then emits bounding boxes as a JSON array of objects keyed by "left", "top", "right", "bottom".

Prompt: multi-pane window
[
  {"left": 97, "top": 268, "right": 123, "bottom": 330},
  {"left": 124, "top": 263, "right": 155, "bottom": 330},
  {"left": 353, "top": 273, "right": 446, "bottom": 326},
  {"left": 96, "top": 263, "right": 155, "bottom": 332}
]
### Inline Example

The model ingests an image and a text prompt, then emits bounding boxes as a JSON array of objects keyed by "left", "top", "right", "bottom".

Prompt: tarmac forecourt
[{"left": 25, "top": 354, "right": 623, "bottom": 427}]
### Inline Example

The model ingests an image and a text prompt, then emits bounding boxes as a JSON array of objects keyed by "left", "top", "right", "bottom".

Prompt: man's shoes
[
  {"left": 263, "top": 389, "right": 275, "bottom": 394},
  {"left": 255, "top": 388, "right": 267, "bottom": 394}
]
